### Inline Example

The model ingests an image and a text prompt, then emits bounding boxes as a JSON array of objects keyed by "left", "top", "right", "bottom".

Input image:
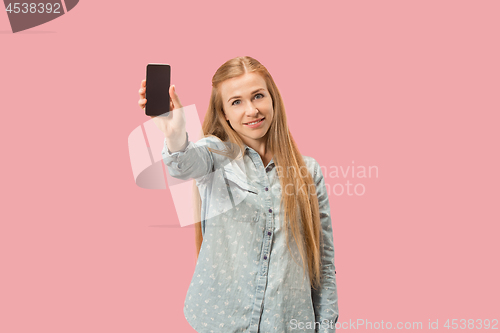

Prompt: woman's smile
[{"left": 244, "top": 117, "right": 265, "bottom": 128}]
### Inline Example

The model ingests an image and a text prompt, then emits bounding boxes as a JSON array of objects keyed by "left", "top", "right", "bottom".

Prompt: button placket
[
  {"left": 250, "top": 152, "right": 274, "bottom": 278},
  {"left": 260, "top": 186, "right": 273, "bottom": 276}
]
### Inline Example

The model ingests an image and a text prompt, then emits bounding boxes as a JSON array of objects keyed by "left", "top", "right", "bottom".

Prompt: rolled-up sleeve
[
  {"left": 311, "top": 159, "right": 339, "bottom": 332},
  {"left": 161, "top": 133, "right": 214, "bottom": 181}
]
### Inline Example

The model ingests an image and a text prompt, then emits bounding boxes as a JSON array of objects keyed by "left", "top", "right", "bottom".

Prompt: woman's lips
[{"left": 244, "top": 118, "right": 265, "bottom": 128}]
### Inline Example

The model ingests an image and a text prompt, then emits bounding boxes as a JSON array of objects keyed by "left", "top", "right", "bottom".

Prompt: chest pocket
[{"left": 222, "top": 164, "right": 260, "bottom": 222}]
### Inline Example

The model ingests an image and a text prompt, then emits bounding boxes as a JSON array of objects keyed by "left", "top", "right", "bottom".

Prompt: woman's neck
[{"left": 242, "top": 136, "right": 273, "bottom": 166}]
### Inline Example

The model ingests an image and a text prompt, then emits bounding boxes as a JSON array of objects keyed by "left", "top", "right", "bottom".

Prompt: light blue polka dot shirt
[{"left": 162, "top": 134, "right": 339, "bottom": 333}]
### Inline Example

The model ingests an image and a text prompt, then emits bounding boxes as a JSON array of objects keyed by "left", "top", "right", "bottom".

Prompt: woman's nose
[{"left": 243, "top": 100, "right": 257, "bottom": 116}]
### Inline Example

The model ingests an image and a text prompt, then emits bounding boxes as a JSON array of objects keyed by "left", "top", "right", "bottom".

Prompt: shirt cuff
[{"left": 164, "top": 132, "right": 190, "bottom": 155}]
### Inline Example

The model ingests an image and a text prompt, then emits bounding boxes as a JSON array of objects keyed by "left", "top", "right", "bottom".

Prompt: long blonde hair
[{"left": 194, "top": 56, "right": 323, "bottom": 290}]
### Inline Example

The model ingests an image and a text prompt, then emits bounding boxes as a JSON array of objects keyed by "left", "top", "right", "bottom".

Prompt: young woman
[{"left": 138, "top": 56, "right": 339, "bottom": 332}]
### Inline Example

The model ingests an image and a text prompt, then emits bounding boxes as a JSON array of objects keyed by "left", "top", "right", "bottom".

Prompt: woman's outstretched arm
[
  {"left": 139, "top": 80, "right": 214, "bottom": 180},
  {"left": 161, "top": 133, "right": 215, "bottom": 180}
]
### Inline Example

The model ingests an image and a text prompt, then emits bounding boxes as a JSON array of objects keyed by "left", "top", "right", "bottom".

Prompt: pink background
[{"left": 1, "top": 0, "right": 499, "bottom": 332}]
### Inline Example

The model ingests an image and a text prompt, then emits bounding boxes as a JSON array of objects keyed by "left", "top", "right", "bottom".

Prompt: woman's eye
[{"left": 231, "top": 94, "right": 263, "bottom": 106}]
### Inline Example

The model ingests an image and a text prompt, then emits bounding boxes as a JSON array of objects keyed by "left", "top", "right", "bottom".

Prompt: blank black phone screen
[{"left": 145, "top": 64, "right": 171, "bottom": 116}]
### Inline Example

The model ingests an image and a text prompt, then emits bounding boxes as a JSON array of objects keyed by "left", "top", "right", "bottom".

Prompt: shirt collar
[{"left": 244, "top": 144, "right": 275, "bottom": 170}]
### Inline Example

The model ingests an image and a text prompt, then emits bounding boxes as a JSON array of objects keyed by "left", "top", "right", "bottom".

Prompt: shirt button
[
  {"left": 267, "top": 231, "right": 271, "bottom": 235},
  {"left": 268, "top": 209, "right": 272, "bottom": 213},
  {"left": 263, "top": 255, "right": 267, "bottom": 260},
  {"left": 265, "top": 187, "right": 268, "bottom": 191}
]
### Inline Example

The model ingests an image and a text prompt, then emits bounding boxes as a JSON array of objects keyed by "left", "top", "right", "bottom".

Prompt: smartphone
[{"left": 145, "top": 64, "right": 171, "bottom": 116}]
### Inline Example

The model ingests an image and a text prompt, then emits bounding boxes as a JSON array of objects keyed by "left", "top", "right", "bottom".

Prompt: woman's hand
[{"left": 138, "top": 79, "right": 187, "bottom": 149}]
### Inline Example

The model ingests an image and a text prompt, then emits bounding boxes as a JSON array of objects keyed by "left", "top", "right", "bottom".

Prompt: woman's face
[{"left": 220, "top": 72, "right": 274, "bottom": 148}]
